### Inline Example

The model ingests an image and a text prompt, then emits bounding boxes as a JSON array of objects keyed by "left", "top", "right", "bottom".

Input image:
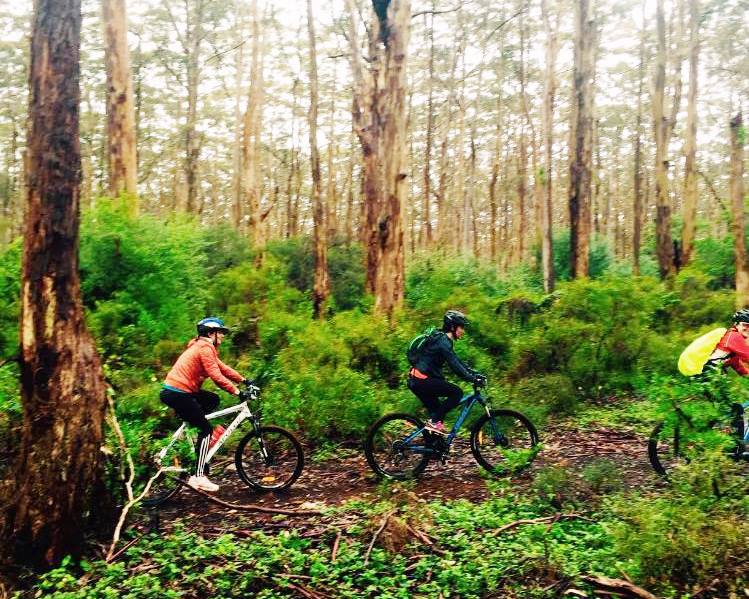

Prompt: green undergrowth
[{"left": 28, "top": 465, "right": 749, "bottom": 599}]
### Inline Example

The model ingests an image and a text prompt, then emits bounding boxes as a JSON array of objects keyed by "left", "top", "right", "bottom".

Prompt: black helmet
[
  {"left": 197, "top": 316, "right": 230, "bottom": 336},
  {"left": 443, "top": 309, "right": 469, "bottom": 331},
  {"left": 734, "top": 309, "right": 749, "bottom": 323}
]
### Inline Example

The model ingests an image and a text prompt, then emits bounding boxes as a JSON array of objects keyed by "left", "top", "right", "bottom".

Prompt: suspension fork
[
  {"left": 251, "top": 416, "right": 272, "bottom": 464},
  {"left": 478, "top": 397, "right": 506, "bottom": 445}
]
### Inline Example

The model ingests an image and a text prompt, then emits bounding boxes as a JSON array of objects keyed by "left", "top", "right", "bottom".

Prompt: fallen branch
[
  {"left": 331, "top": 530, "right": 342, "bottom": 563},
  {"left": 173, "top": 476, "right": 323, "bottom": 516},
  {"left": 106, "top": 391, "right": 164, "bottom": 561},
  {"left": 106, "top": 468, "right": 164, "bottom": 561},
  {"left": 282, "top": 580, "right": 329, "bottom": 599},
  {"left": 689, "top": 578, "right": 720, "bottom": 598},
  {"left": 581, "top": 575, "right": 658, "bottom": 599},
  {"left": 403, "top": 523, "right": 448, "bottom": 556},
  {"left": 106, "top": 532, "right": 146, "bottom": 564},
  {"left": 494, "top": 513, "right": 592, "bottom": 535},
  {"left": 364, "top": 509, "right": 395, "bottom": 566}
]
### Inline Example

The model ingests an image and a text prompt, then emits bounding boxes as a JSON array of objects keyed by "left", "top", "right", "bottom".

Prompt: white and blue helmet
[{"left": 197, "top": 317, "right": 230, "bottom": 336}]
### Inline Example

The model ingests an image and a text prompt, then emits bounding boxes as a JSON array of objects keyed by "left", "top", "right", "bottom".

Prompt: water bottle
[{"left": 209, "top": 425, "right": 226, "bottom": 448}]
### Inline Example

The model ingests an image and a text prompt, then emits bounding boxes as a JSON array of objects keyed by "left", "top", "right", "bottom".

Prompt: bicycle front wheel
[
  {"left": 142, "top": 431, "right": 196, "bottom": 507},
  {"left": 470, "top": 409, "right": 539, "bottom": 476},
  {"left": 235, "top": 425, "right": 304, "bottom": 491},
  {"left": 364, "top": 413, "right": 430, "bottom": 480}
]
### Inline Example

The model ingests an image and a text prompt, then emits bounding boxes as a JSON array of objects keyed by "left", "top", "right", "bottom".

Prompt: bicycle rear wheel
[
  {"left": 142, "top": 431, "right": 196, "bottom": 507},
  {"left": 364, "top": 413, "right": 430, "bottom": 480},
  {"left": 235, "top": 425, "right": 304, "bottom": 491},
  {"left": 470, "top": 409, "right": 539, "bottom": 476}
]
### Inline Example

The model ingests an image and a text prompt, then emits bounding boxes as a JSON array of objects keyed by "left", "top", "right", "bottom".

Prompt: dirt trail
[{"left": 141, "top": 423, "right": 660, "bottom": 537}]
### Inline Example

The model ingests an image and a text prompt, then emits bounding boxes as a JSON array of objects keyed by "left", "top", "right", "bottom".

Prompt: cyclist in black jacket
[{"left": 408, "top": 310, "right": 485, "bottom": 434}]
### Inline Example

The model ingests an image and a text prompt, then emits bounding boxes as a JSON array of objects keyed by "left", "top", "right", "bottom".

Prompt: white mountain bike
[{"left": 144, "top": 380, "right": 304, "bottom": 506}]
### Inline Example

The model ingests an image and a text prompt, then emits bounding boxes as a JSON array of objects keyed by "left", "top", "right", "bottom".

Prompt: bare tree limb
[
  {"left": 412, "top": 3, "right": 462, "bottom": 18},
  {"left": 580, "top": 575, "right": 658, "bottom": 599},
  {"left": 483, "top": 6, "right": 527, "bottom": 43}
]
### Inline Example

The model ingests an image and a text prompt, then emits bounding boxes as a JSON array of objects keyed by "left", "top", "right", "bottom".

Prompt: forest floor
[{"left": 136, "top": 418, "right": 662, "bottom": 541}]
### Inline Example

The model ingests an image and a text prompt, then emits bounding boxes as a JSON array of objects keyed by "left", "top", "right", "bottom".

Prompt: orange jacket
[{"left": 164, "top": 338, "right": 243, "bottom": 394}]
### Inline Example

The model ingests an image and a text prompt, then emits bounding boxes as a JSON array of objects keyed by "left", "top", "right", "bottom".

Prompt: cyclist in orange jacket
[{"left": 160, "top": 317, "right": 246, "bottom": 492}]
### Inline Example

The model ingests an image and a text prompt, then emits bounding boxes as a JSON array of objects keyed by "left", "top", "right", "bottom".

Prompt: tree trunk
[
  {"left": 513, "top": 134, "right": 527, "bottom": 266},
  {"left": 632, "top": 0, "right": 646, "bottom": 275},
  {"left": 307, "top": 0, "right": 329, "bottom": 318},
  {"left": 652, "top": 0, "right": 681, "bottom": 278},
  {"left": 3, "top": 0, "right": 108, "bottom": 568},
  {"left": 326, "top": 77, "right": 338, "bottom": 241},
  {"left": 540, "top": 0, "right": 558, "bottom": 291},
  {"left": 345, "top": 143, "right": 355, "bottom": 243},
  {"left": 568, "top": 0, "right": 595, "bottom": 279},
  {"left": 286, "top": 78, "right": 299, "bottom": 239},
  {"left": 102, "top": 0, "right": 138, "bottom": 212},
  {"left": 422, "top": 4, "right": 435, "bottom": 247},
  {"left": 243, "top": 0, "right": 264, "bottom": 245},
  {"left": 346, "top": 0, "right": 409, "bottom": 315},
  {"left": 231, "top": 0, "right": 246, "bottom": 228},
  {"left": 680, "top": 0, "right": 699, "bottom": 265},
  {"left": 456, "top": 58, "right": 467, "bottom": 253},
  {"left": 731, "top": 113, "right": 748, "bottom": 307},
  {"left": 184, "top": 0, "right": 204, "bottom": 213}
]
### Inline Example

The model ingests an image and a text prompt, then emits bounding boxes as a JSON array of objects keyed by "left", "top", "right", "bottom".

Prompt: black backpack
[{"left": 406, "top": 327, "right": 439, "bottom": 367}]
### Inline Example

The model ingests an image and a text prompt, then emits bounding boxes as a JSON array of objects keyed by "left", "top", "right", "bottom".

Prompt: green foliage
[
  {"left": 580, "top": 459, "right": 623, "bottom": 495},
  {"left": 547, "top": 230, "right": 612, "bottom": 282},
  {"left": 0, "top": 238, "right": 20, "bottom": 360},
  {"left": 30, "top": 495, "right": 620, "bottom": 599},
  {"left": 405, "top": 255, "right": 509, "bottom": 311},
  {"left": 3, "top": 208, "right": 749, "bottom": 599},
  {"left": 509, "top": 374, "right": 579, "bottom": 423},
  {"left": 261, "top": 310, "right": 417, "bottom": 439},
  {"left": 606, "top": 465, "right": 749, "bottom": 591},
  {"left": 80, "top": 202, "right": 212, "bottom": 373},
  {"left": 507, "top": 276, "right": 665, "bottom": 398},
  {"left": 265, "top": 236, "right": 366, "bottom": 312},
  {"left": 532, "top": 465, "right": 579, "bottom": 508}
]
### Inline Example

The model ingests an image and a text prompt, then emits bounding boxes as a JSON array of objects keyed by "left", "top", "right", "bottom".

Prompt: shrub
[
  {"left": 509, "top": 374, "right": 579, "bottom": 422},
  {"left": 507, "top": 276, "right": 665, "bottom": 397},
  {"left": 80, "top": 203, "right": 210, "bottom": 370},
  {"left": 607, "top": 473, "right": 749, "bottom": 591}
]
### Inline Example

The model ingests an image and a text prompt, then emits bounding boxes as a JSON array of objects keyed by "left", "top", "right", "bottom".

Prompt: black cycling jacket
[{"left": 411, "top": 331, "right": 477, "bottom": 382}]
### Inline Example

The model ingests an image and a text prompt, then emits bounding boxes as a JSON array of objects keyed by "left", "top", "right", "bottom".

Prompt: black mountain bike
[{"left": 648, "top": 399, "right": 748, "bottom": 476}]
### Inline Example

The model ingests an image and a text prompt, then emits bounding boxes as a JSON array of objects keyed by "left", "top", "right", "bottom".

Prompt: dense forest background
[{"left": 0, "top": 0, "right": 748, "bottom": 596}]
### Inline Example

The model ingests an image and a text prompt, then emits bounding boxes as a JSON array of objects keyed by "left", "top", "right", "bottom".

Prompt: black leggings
[
  {"left": 407, "top": 377, "right": 463, "bottom": 422},
  {"left": 160, "top": 389, "right": 220, "bottom": 475}
]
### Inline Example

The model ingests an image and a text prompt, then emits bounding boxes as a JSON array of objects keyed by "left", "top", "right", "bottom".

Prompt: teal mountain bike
[{"left": 364, "top": 380, "right": 539, "bottom": 479}]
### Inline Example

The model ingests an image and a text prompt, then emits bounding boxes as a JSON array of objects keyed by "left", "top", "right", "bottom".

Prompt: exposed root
[{"left": 173, "top": 476, "right": 324, "bottom": 516}]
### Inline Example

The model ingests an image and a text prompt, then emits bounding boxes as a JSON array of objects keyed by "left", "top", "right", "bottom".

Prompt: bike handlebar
[{"left": 240, "top": 379, "right": 260, "bottom": 400}]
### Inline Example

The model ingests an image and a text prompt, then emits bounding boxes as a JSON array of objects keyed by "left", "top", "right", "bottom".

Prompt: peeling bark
[{"left": 3, "top": 0, "right": 108, "bottom": 568}]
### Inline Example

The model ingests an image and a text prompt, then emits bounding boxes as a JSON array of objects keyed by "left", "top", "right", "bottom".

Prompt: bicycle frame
[
  {"left": 667, "top": 400, "right": 749, "bottom": 457},
  {"left": 401, "top": 389, "right": 497, "bottom": 455},
  {"left": 155, "top": 400, "right": 256, "bottom": 468}
]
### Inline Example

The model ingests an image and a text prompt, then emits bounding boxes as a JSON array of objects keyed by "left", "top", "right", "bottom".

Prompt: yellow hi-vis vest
[{"left": 677, "top": 327, "right": 727, "bottom": 376}]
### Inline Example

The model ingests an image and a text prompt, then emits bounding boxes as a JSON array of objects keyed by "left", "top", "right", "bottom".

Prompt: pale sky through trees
[{"left": 0, "top": 0, "right": 746, "bottom": 245}]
